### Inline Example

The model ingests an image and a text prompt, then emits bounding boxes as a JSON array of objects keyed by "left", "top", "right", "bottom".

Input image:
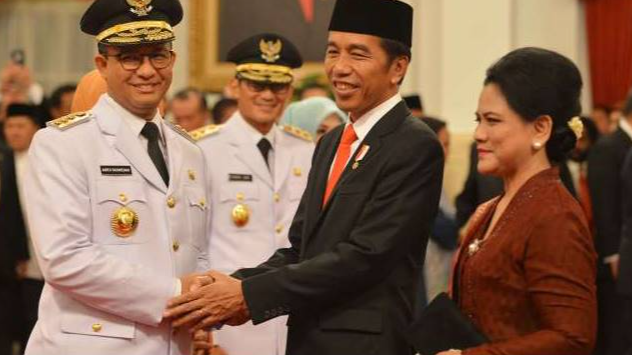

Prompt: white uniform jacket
[
  {"left": 24, "top": 95, "right": 210, "bottom": 355},
  {"left": 194, "top": 112, "right": 314, "bottom": 355}
]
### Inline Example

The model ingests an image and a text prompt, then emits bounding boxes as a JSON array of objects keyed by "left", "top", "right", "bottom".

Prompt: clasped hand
[{"left": 166, "top": 270, "right": 250, "bottom": 333}]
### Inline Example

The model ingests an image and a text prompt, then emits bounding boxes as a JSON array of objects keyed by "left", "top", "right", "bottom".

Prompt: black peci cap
[
  {"left": 328, "top": 0, "right": 413, "bottom": 47},
  {"left": 81, "top": 0, "right": 183, "bottom": 46},
  {"left": 227, "top": 33, "right": 303, "bottom": 84}
]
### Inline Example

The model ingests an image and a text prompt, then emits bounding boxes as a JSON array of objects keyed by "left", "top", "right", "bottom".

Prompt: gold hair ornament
[{"left": 568, "top": 116, "right": 583, "bottom": 140}]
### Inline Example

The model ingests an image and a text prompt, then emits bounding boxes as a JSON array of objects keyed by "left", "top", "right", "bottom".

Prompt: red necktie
[{"left": 323, "top": 125, "right": 357, "bottom": 205}]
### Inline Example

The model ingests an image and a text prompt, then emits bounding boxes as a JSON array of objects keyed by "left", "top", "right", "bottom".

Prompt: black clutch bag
[{"left": 406, "top": 292, "right": 488, "bottom": 355}]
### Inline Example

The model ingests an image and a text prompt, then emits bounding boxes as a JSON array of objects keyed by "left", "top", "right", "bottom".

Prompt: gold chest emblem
[
  {"left": 111, "top": 207, "right": 139, "bottom": 238},
  {"left": 232, "top": 204, "right": 250, "bottom": 227},
  {"left": 127, "top": 0, "right": 153, "bottom": 17},
  {"left": 260, "top": 39, "right": 282, "bottom": 63}
]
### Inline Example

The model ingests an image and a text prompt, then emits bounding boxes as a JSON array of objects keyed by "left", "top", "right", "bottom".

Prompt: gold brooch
[
  {"left": 232, "top": 204, "right": 250, "bottom": 227},
  {"left": 127, "top": 0, "right": 153, "bottom": 17},
  {"left": 568, "top": 116, "right": 583, "bottom": 140},
  {"left": 260, "top": 39, "right": 282, "bottom": 63},
  {"left": 111, "top": 207, "right": 139, "bottom": 238}
]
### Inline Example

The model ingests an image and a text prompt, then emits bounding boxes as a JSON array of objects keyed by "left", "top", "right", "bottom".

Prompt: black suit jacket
[
  {"left": 588, "top": 127, "right": 632, "bottom": 270},
  {"left": 235, "top": 102, "right": 444, "bottom": 355},
  {"left": 0, "top": 151, "right": 30, "bottom": 335},
  {"left": 618, "top": 150, "right": 632, "bottom": 296},
  {"left": 0, "top": 151, "right": 30, "bottom": 284}
]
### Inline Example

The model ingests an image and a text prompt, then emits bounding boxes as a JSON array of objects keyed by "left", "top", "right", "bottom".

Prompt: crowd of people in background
[{"left": 0, "top": 36, "right": 631, "bottom": 355}]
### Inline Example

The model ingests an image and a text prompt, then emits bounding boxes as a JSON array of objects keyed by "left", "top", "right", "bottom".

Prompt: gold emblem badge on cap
[
  {"left": 260, "top": 39, "right": 282, "bottom": 63},
  {"left": 127, "top": 0, "right": 154, "bottom": 17},
  {"left": 81, "top": 0, "right": 182, "bottom": 46},
  {"left": 111, "top": 207, "right": 140, "bottom": 238},
  {"left": 232, "top": 204, "right": 250, "bottom": 227},
  {"left": 228, "top": 33, "right": 303, "bottom": 85}
]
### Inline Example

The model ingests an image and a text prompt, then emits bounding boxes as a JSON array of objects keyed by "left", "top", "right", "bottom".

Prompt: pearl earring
[{"left": 532, "top": 142, "right": 543, "bottom": 150}]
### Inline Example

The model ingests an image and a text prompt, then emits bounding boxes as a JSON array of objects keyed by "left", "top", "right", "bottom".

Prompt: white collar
[
  {"left": 620, "top": 119, "right": 632, "bottom": 140},
  {"left": 348, "top": 93, "right": 402, "bottom": 142},
  {"left": 15, "top": 150, "right": 28, "bottom": 160},
  {"left": 104, "top": 94, "right": 165, "bottom": 144},
  {"left": 234, "top": 111, "right": 277, "bottom": 147}
]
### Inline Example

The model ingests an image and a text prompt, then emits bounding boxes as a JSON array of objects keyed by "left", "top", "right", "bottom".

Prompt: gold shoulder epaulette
[
  {"left": 165, "top": 120, "right": 196, "bottom": 143},
  {"left": 282, "top": 125, "right": 313, "bottom": 142},
  {"left": 190, "top": 124, "right": 222, "bottom": 142},
  {"left": 48, "top": 111, "right": 93, "bottom": 131}
]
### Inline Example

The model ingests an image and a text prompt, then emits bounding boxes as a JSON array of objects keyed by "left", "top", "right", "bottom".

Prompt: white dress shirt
[
  {"left": 235, "top": 112, "right": 277, "bottom": 177},
  {"left": 104, "top": 94, "right": 169, "bottom": 169},
  {"left": 330, "top": 93, "right": 402, "bottom": 174}
]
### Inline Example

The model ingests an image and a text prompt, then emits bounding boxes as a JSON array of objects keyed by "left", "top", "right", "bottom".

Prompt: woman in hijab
[{"left": 281, "top": 97, "right": 346, "bottom": 141}]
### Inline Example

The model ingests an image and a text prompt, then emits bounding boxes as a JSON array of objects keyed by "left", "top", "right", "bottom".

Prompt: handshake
[{"left": 165, "top": 271, "right": 251, "bottom": 355}]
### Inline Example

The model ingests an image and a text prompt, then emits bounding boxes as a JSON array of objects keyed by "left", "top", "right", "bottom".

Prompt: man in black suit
[
  {"left": 0, "top": 104, "right": 42, "bottom": 354},
  {"left": 588, "top": 93, "right": 632, "bottom": 355},
  {"left": 618, "top": 149, "right": 632, "bottom": 355},
  {"left": 165, "top": 1, "right": 444, "bottom": 354}
]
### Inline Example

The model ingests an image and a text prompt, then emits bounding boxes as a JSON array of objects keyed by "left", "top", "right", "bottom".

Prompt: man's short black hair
[
  {"left": 172, "top": 87, "right": 208, "bottom": 111},
  {"left": 379, "top": 38, "right": 411, "bottom": 65},
  {"left": 379, "top": 38, "right": 411, "bottom": 85},
  {"left": 50, "top": 84, "right": 77, "bottom": 109},
  {"left": 211, "top": 98, "right": 237, "bottom": 124}
]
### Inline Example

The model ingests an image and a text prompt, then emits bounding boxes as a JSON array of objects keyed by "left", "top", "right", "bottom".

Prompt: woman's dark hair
[{"left": 484, "top": 47, "right": 582, "bottom": 163}]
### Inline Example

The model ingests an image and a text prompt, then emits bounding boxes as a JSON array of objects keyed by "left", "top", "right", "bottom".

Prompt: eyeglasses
[
  {"left": 103, "top": 50, "right": 174, "bottom": 71},
  {"left": 242, "top": 80, "right": 291, "bottom": 95}
]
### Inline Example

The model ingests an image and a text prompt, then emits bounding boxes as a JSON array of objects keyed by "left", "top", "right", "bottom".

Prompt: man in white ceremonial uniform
[
  {"left": 191, "top": 33, "right": 314, "bottom": 355},
  {"left": 23, "top": 0, "right": 212, "bottom": 354}
]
